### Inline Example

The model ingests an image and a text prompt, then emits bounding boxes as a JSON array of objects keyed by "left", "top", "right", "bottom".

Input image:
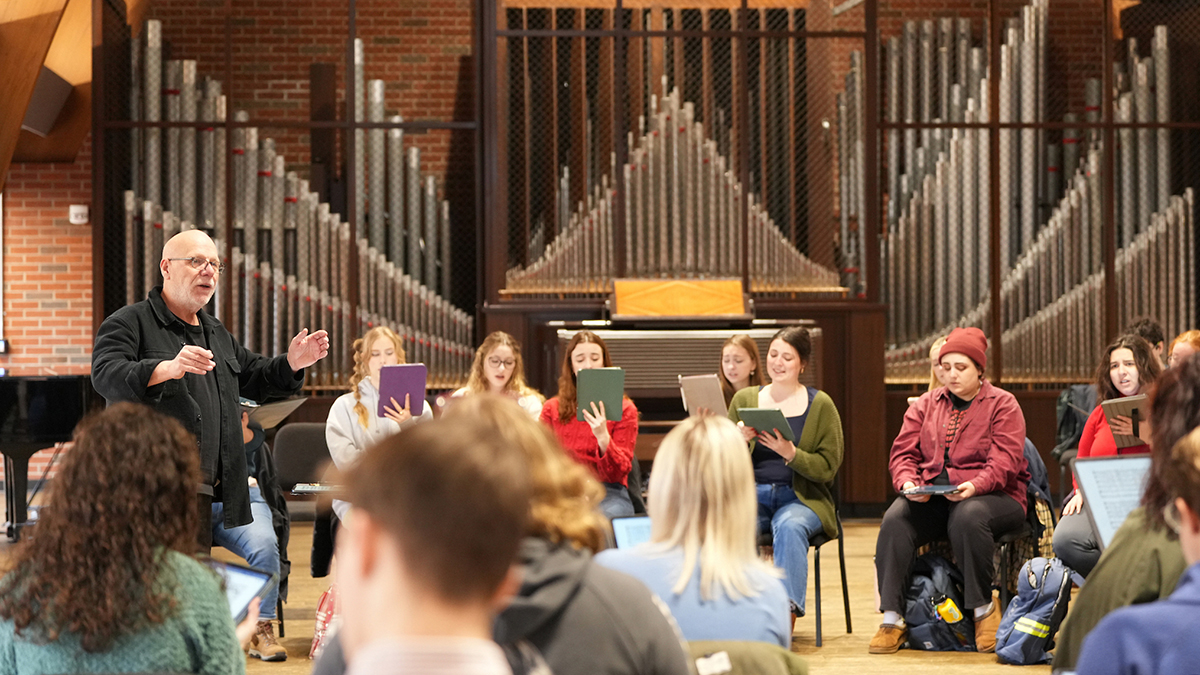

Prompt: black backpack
[{"left": 904, "top": 553, "right": 976, "bottom": 651}]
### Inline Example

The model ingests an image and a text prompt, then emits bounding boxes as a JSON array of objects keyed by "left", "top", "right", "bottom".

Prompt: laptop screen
[
  {"left": 611, "top": 515, "right": 652, "bottom": 548},
  {"left": 1074, "top": 455, "right": 1153, "bottom": 550}
]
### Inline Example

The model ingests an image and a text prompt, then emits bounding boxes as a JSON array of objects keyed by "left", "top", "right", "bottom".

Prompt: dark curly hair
[
  {"left": 1094, "top": 334, "right": 1162, "bottom": 402},
  {"left": 1143, "top": 353, "right": 1200, "bottom": 533},
  {"left": 0, "top": 402, "right": 201, "bottom": 652}
]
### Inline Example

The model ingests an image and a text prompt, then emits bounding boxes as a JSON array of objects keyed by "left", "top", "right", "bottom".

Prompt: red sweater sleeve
[{"left": 540, "top": 397, "right": 637, "bottom": 486}]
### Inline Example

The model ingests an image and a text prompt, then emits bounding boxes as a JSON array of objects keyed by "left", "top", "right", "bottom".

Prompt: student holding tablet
[
  {"left": 728, "top": 326, "right": 844, "bottom": 632},
  {"left": 540, "top": 330, "right": 639, "bottom": 519},
  {"left": 0, "top": 404, "right": 256, "bottom": 674},
  {"left": 326, "top": 326, "right": 432, "bottom": 520},
  {"left": 1054, "top": 334, "right": 1161, "bottom": 577},
  {"left": 872, "top": 327, "right": 1029, "bottom": 655}
]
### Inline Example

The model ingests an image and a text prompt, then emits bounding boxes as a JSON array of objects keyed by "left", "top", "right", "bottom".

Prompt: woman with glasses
[
  {"left": 451, "top": 331, "right": 545, "bottom": 418},
  {"left": 1075, "top": 428, "right": 1200, "bottom": 674},
  {"left": 1053, "top": 352, "right": 1200, "bottom": 671}
]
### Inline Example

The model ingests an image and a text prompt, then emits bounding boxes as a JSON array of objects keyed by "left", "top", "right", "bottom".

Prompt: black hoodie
[{"left": 495, "top": 537, "right": 693, "bottom": 675}]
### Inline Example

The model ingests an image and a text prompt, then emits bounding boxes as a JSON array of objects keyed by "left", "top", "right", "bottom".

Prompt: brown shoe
[
  {"left": 249, "top": 620, "right": 288, "bottom": 662},
  {"left": 869, "top": 623, "right": 907, "bottom": 654},
  {"left": 974, "top": 600, "right": 1002, "bottom": 653}
]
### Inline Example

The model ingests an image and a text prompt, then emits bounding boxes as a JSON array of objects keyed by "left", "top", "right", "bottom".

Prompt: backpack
[
  {"left": 904, "top": 553, "right": 976, "bottom": 651},
  {"left": 1052, "top": 385, "right": 1096, "bottom": 462},
  {"left": 995, "top": 557, "right": 1073, "bottom": 665}
]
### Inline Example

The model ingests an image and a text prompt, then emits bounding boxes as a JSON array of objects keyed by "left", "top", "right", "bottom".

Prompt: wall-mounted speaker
[{"left": 21, "top": 67, "right": 72, "bottom": 138}]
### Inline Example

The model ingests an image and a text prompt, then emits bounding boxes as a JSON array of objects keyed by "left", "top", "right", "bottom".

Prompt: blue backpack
[
  {"left": 904, "top": 554, "right": 976, "bottom": 652},
  {"left": 995, "top": 557, "right": 1073, "bottom": 665}
]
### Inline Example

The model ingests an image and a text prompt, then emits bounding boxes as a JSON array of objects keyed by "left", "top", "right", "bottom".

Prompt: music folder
[
  {"left": 1099, "top": 394, "right": 1149, "bottom": 448},
  {"left": 679, "top": 373, "right": 727, "bottom": 416},
  {"left": 377, "top": 363, "right": 427, "bottom": 417},
  {"left": 239, "top": 397, "right": 308, "bottom": 430},
  {"left": 576, "top": 367, "right": 624, "bottom": 422}
]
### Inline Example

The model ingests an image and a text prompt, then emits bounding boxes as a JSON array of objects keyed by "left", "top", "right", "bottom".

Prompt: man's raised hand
[{"left": 287, "top": 328, "right": 331, "bottom": 372}]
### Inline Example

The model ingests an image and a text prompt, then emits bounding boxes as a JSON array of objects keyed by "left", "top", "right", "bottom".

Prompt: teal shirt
[{"left": 0, "top": 551, "right": 245, "bottom": 675}]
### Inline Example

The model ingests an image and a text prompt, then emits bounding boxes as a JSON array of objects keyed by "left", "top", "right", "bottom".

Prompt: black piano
[{"left": 0, "top": 375, "right": 98, "bottom": 540}]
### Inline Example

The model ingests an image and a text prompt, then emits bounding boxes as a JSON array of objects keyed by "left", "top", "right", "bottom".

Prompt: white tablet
[{"left": 1075, "top": 455, "right": 1153, "bottom": 551}]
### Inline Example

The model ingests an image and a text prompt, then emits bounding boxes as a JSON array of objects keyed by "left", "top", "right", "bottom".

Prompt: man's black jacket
[{"left": 91, "top": 286, "right": 303, "bottom": 528}]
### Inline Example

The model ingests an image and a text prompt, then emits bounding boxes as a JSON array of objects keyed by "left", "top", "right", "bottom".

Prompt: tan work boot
[
  {"left": 249, "top": 620, "right": 288, "bottom": 662},
  {"left": 868, "top": 623, "right": 907, "bottom": 654},
  {"left": 974, "top": 597, "right": 1002, "bottom": 654}
]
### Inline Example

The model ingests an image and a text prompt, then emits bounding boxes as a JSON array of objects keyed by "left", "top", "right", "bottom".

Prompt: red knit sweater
[{"left": 540, "top": 397, "right": 638, "bottom": 486}]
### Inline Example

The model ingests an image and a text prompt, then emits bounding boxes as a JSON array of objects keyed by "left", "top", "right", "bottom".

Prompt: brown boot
[
  {"left": 249, "top": 620, "right": 288, "bottom": 662},
  {"left": 974, "top": 598, "right": 1002, "bottom": 653},
  {"left": 869, "top": 623, "right": 907, "bottom": 654}
]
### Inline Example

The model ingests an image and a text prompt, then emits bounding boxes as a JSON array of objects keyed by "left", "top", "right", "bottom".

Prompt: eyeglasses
[
  {"left": 487, "top": 357, "right": 516, "bottom": 369},
  {"left": 168, "top": 257, "right": 226, "bottom": 273}
]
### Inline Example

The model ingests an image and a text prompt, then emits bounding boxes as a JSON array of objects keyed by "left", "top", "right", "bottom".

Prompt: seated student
[
  {"left": 0, "top": 403, "right": 256, "bottom": 674},
  {"left": 333, "top": 410, "right": 532, "bottom": 675},
  {"left": 211, "top": 406, "right": 291, "bottom": 662},
  {"left": 313, "top": 395, "right": 692, "bottom": 675},
  {"left": 1167, "top": 330, "right": 1200, "bottom": 368},
  {"left": 1052, "top": 354, "right": 1200, "bottom": 670},
  {"left": 452, "top": 331, "right": 545, "bottom": 418},
  {"left": 719, "top": 334, "right": 765, "bottom": 408},
  {"left": 1127, "top": 317, "right": 1167, "bottom": 368},
  {"left": 596, "top": 415, "right": 792, "bottom": 647},
  {"left": 1054, "top": 335, "right": 1161, "bottom": 577},
  {"left": 1075, "top": 426, "right": 1200, "bottom": 674},
  {"left": 327, "top": 326, "right": 432, "bottom": 520},
  {"left": 540, "top": 330, "right": 639, "bottom": 519},
  {"left": 871, "top": 327, "right": 1029, "bottom": 655}
]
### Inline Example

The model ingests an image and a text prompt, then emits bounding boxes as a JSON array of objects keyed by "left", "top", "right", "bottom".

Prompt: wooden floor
[{"left": 0, "top": 514, "right": 1052, "bottom": 675}]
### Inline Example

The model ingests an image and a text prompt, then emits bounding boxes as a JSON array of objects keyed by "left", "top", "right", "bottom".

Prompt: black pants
[{"left": 875, "top": 493, "right": 1025, "bottom": 612}]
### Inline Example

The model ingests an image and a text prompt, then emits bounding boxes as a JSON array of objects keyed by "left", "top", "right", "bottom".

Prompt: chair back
[{"left": 273, "top": 422, "right": 331, "bottom": 491}]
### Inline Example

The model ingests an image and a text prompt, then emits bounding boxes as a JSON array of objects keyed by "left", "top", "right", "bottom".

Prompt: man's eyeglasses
[
  {"left": 168, "top": 257, "right": 226, "bottom": 274},
  {"left": 487, "top": 357, "right": 516, "bottom": 369}
]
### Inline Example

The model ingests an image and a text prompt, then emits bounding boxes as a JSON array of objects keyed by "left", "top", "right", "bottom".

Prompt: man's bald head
[
  {"left": 162, "top": 229, "right": 218, "bottom": 261},
  {"left": 159, "top": 230, "right": 221, "bottom": 322}
]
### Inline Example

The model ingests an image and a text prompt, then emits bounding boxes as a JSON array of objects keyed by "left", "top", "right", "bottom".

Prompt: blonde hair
[
  {"left": 719, "top": 334, "right": 765, "bottom": 405},
  {"left": 349, "top": 326, "right": 407, "bottom": 429},
  {"left": 464, "top": 331, "right": 543, "bottom": 402},
  {"left": 442, "top": 394, "right": 609, "bottom": 551},
  {"left": 648, "top": 415, "right": 779, "bottom": 601},
  {"left": 928, "top": 336, "right": 948, "bottom": 391}
]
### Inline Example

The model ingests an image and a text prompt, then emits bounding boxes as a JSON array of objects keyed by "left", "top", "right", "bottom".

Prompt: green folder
[
  {"left": 576, "top": 367, "right": 625, "bottom": 422},
  {"left": 736, "top": 407, "right": 795, "bottom": 442}
]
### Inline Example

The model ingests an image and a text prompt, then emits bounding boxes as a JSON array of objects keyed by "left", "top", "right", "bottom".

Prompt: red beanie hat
[{"left": 939, "top": 327, "right": 988, "bottom": 371}]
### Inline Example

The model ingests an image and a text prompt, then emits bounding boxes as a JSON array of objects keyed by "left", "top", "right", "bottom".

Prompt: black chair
[
  {"left": 272, "top": 422, "right": 332, "bottom": 493},
  {"left": 757, "top": 504, "right": 852, "bottom": 647}
]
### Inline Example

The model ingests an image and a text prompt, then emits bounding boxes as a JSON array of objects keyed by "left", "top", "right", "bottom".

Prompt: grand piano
[{"left": 0, "top": 375, "right": 98, "bottom": 540}]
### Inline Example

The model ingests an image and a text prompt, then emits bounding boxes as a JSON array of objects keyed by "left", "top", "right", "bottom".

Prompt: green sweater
[
  {"left": 1052, "top": 506, "right": 1188, "bottom": 670},
  {"left": 728, "top": 386, "right": 844, "bottom": 540},
  {"left": 0, "top": 551, "right": 245, "bottom": 675}
]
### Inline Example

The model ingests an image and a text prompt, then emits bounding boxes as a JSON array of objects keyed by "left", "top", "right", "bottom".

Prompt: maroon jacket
[{"left": 889, "top": 380, "right": 1030, "bottom": 513}]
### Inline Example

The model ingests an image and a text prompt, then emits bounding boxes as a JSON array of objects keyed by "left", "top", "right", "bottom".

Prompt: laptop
[
  {"left": 1074, "top": 455, "right": 1153, "bottom": 551},
  {"left": 611, "top": 515, "right": 652, "bottom": 548}
]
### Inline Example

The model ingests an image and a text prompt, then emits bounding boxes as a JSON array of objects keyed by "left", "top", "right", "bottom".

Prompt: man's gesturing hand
[
  {"left": 149, "top": 345, "right": 215, "bottom": 386},
  {"left": 287, "top": 328, "right": 331, "bottom": 372}
]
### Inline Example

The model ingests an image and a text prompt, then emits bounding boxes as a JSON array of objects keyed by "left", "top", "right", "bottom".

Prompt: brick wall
[{"left": 0, "top": 136, "right": 94, "bottom": 484}]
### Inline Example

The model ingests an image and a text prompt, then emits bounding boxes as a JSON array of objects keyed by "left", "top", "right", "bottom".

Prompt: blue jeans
[
  {"left": 212, "top": 486, "right": 280, "bottom": 619},
  {"left": 757, "top": 483, "right": 823, "bottom": 615},
  {"left": 600, "top": 482, "right": 635, "bottom": 519}
]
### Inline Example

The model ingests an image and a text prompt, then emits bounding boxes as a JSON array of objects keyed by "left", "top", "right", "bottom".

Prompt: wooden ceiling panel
[{"left": 0, "top": 0, "right": 69, "bottom": 190}]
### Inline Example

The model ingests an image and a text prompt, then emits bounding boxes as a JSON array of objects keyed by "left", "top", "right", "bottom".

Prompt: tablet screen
[
  {"left": 611, "top": 515, "right": 652, "bottom": 549},
  {"left": 207, "top": 560, "right": 277, "bottom": 622},
  {"left": 1075, "top": 455, "right": 1152, "bottom": 550}
]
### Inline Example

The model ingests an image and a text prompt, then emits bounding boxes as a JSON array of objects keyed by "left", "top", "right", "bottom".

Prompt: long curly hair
[
  {"left": 0, "top": 403, "right": 200, "bottom": 652},
  {"left": 1094, "top": 334, "right": 1161, "bottom": 402},
  {"left": 555, "top": 330, "right": 613, "bottom": 423},
  {"left": 719, "top": 334, "right": 765, "bottom": 405},
  {"left": 464, "top": 331, "right": 541, "bottom": 401},
  {"left": 349, "top": 325, "right": 406, "bottom": 428},
  {"left": 1143, "top": 353, "right": 1200, "bottom": 532},
  {"left": 444, "top": 394, "right": 608, "bottom": 551}
]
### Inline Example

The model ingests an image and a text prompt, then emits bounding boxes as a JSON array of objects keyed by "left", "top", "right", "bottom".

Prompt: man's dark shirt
[
  {"left": 182, "top": 322, "right": 223, "bottom": 480},
  {"left": 91, "top": 286, "right": 304, "bottom": 528}
]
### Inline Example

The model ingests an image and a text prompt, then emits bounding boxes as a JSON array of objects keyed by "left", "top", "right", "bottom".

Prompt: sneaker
[
  {"left": 249, "top": 620, "right": 288, "bottom": 662},
  {"left": 868, "top": 623, "right": 907, "bottom": 654},
  {"left": 974, "top": 598, "right": 1002, "bottom": 653}
]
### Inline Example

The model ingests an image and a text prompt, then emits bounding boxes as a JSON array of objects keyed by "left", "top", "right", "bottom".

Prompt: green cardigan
[
  {"left": 0, "top": 551, "right": 245, "bottom": 675},
  {"left": 728, "top": 386, "right": 844, "bottom": 540},
  {"left": 1052, "top": 506, "right": 1188, "bottom": 670}
]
